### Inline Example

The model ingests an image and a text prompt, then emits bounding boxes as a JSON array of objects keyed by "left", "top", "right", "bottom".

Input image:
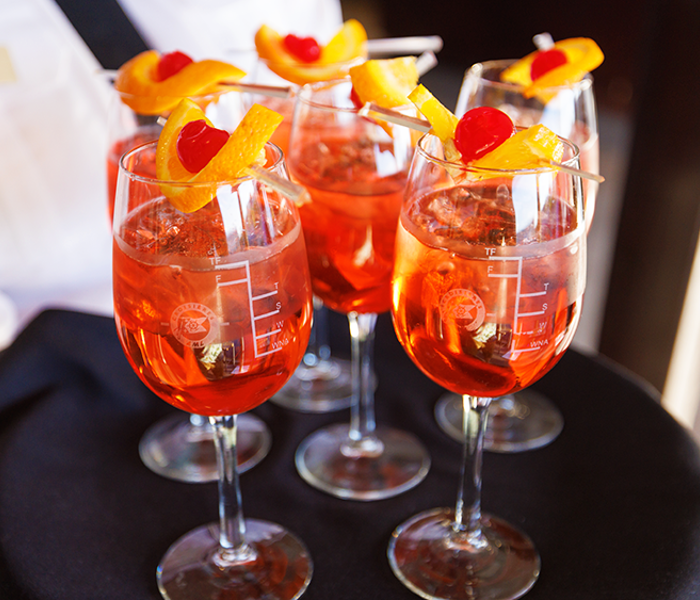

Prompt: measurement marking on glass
[
  {"left": 215, "top": 260, "right": 283, "bottom": 357},
  {"left": 487, "top": 254, "right": 549, "bottom": 358}
]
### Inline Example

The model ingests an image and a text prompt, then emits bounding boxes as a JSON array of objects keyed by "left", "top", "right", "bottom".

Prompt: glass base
[
  {"left": 270, "top": 356, "right": 353, "bottom": 413},
  {"left": 157, "top": 519, "right": 313, "bottom": 600},
  {"left": 295, "top": 423, "right": 430, "bottom": 501},
  {"left": 434, "top": 389, "right": 564, "bottom": 453},
  {"left": 388, "top": 508, "right": 540, "bottom": 600},
  {"left": 139, "top": 412, "right": 271, "bottom": 482}
]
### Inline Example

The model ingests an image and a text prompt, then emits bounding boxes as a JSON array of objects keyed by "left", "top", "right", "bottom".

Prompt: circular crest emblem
[
  {"left": 439, "top": 289, "right": 485, "bottom": 332},
  {"left": 170, "top": 303, "right": 218, "bottom": 348}
]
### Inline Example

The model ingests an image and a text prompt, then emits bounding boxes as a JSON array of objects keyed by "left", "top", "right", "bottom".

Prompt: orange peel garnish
[
  {"left": 350, "top": 56, "right": 419, "bottom": 109},
  {"left": 408, "top": 84, "right": 460, "bottom": 161},
  {"left": 155, "top": 99, "right": 283, "bottom": 213},
  {"left": 408, "top": 84, "right": 458, "bottom": 142},
  {"left": 500, "top": 37, "right": 604, "bottom": 99},
  {"left": 410, "top": 84, "right": 563, "bottom": 174},
  {"left": 254, "top": 20, "right": 367, "bottom": 85},
  {"left": 319, "top": 19, "right": 368, "bottom": 64},
  {"left": 471, "top": 124, "right": 564, "bottom": 171},
  {"left": 114, "top": 50, "right": 246, "bottom": 115}
]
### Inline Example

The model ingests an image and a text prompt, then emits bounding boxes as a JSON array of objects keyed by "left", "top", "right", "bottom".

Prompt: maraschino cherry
[
  {"left": 283, "top": 34, "right": 321, "bottom": 63},
  {"left": 350, "top": 86, "right": 363, "bottom": 108},
  {"left": 530, "top": 48, "right": 568, "bottom": 81},
  {"left": 454, "top": 107, "right": 514, "bottom": 165},
  {"left": 176, "top": 119, "right": 229, "bottom": 173},
  {"left": 156, "top": 51, "right": 194, "bottom": 81}
]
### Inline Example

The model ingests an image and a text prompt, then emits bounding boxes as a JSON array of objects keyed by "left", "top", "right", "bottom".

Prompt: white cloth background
[
  {"left": 0, "top": 0, "right": 343, "bottom": 349},
  {"left": 0, "top": 0, "right": 112, "bottom": 348}
]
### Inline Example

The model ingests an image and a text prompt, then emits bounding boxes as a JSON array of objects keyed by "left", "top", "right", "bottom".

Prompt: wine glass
[
  {"left": 431, "top": 58, "right": 599, "bottom": 452},
  {"left": 107, "top": 82, "right": 272, "bottom": 480},
  {"left": 113, "top": 140, "right": 314, "bottom": 599},
  {"left": 251, "top": 55, "right": 364, "bottom": 155},
  {"left": 287, "top": 78, "right": 430, "bottom": 500},
  {"left": 249, "top": 56, "right": 365, "bottom": 414},
  {"left": 388, "top": 132, "right": 586, "bottom": 598}
]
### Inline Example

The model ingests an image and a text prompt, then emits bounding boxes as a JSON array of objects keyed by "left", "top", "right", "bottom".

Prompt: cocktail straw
[
  {"left": 415, "top": 51, "right": 438, "bottom": 76},
  {"left": 218, "top": 81, "right": 293, "bottom": 98},
  {"left": 366, "top": 36, "right": 443, "bottom": 57},
  {"left": 244, "top": 165, "right": 311, "bottom": 206},
  {"left": 358, "top": 103, "right": 431, "bottom": 132},
  {"left": 357, "top": 103, "right": 605, "bottom": 183},
  {"left": 533, "top": 32, "right": 555, "bottom": 51},
  {"left": 101, "top": 69, "right": 294, "bottom": 99},
  {"left": 543, "top": 160, "right": 605, "bottom": 183}
]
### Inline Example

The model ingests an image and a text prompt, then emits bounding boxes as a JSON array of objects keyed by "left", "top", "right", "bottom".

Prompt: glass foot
[
  {"left": 434, "top": 389, "right": 564, "bottom": 452},
  {"left": 270, "top": 356, "right": 353, "bottom": 413},
  {"left": 157, "top": 519, "right": 313, "bottom": 600},
  {"left": 139, "top": 412, "right": 271, "bottom": 482},
  {"left": 295, "top": 423, "right": 430, "bottom": 501},
  {"left": 388, "top": 507, "right": 540, "bottom": 600}
]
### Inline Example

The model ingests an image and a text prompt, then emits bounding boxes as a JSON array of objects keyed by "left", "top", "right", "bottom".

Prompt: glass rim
[
  {"left": 296, "top": 77, "right": 359, "bottom": 114},
  {"left": 258, "top": 54, "right": 365, "bottom": 72},
  {"left": 416, "top": 130, "right": 581, "bottom": 176},
  {"left": 118, "top": 139, "right": 285, "bottom": 187},
  {"left": 465, "top": 58, "right": 595, "bottom": 93},
  {"left": 297, "top": 77, "right": 414, "bottom": 114}
]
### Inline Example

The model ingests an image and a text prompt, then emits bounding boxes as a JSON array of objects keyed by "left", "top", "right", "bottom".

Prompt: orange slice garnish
[
  {"left": 471, "top": 124, "right": 564, "bottom": 171},
  {"left": 254, "top": 20, "right": 367, "bottom": 85},
  {"left": 155, "top": 99, "right": 283, "bottom": 213},
  {"left": 410, "top": 85, "right": 563, "bottom": 172},
  {"left": 500, "top": 37, "right": 604, "bottom": 99},
  {"left": 408, "top": 84, "right": 461, "bottom": 161},
  {"left": 349, "top": 56, "right": 419, "bottom": 109},
  {"left": 319, "top": 19, "right": 368, "bottom": 64},
  {"left": 114, "top": 50, "right": 246, "bottom": 115},
  {"left": 408, "top": 84, "right": 458, "bottom": 142}
]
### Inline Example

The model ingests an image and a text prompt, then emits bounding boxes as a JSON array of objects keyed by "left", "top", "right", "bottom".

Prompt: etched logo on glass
[
  {"left": 439, "top": 289, "right": 485, "bottom": 332},
  {"left": 171, "top": 303, "right": 218, "bottom": 348}
]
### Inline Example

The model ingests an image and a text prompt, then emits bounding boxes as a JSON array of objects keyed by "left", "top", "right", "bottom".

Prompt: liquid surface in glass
[
  {"left": 293, "top": 133, "right": 406, "bottom": 314},
  {"left": 113, "top": 197, "right": 311, "bottom": 415},
  {"left": 392, "top": 181, "right": 585, "bottom": 397}
]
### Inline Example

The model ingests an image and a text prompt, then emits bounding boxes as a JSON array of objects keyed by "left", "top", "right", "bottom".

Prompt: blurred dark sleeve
[{"left": 53, "top": 0, "right": 149, "bottom": 69}]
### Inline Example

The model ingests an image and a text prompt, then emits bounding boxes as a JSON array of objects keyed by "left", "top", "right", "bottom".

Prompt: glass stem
[
  {"left": 453, "top": 395, "right": 490, "bottom": 546},
  {"left": 345, "top": 312, "right": 381, "bottom": 455},
  {"left": 210, "top": 415, "right": 256, "bottom": 566},
  {"left": 303, "top": 295, "right": 331, "bottom": 367},
  {"left": 314, "top": 296, "right": 332, "bottom": 362}
]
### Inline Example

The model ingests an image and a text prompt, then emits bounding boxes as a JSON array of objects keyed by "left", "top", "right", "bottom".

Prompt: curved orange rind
[
  {"left": 471, "top": 124, "right": 563, "bottom": 171},
  {"left": 114, "top": 50, "right": 246, "bottom": 115},
  {"left": 155, "top": 99, "right": 283, "bottom": 213},
  {"left": 410, "top": 85, "right": 563, "bottom": 173},
  {"left": 500, "top": 37, "right": 604, "bottom": 99},
  {"left": 350, "top": 56, "right": 419, "bottom": 109},
  {"left": 408, "top": 84, "right": 461, "bottom": 162},
  {"left": 254, "top": 20, "right": 367, "bottom": 85},
  {"left": 319, "top": 19, "right": 368, "bottom": 64}
]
